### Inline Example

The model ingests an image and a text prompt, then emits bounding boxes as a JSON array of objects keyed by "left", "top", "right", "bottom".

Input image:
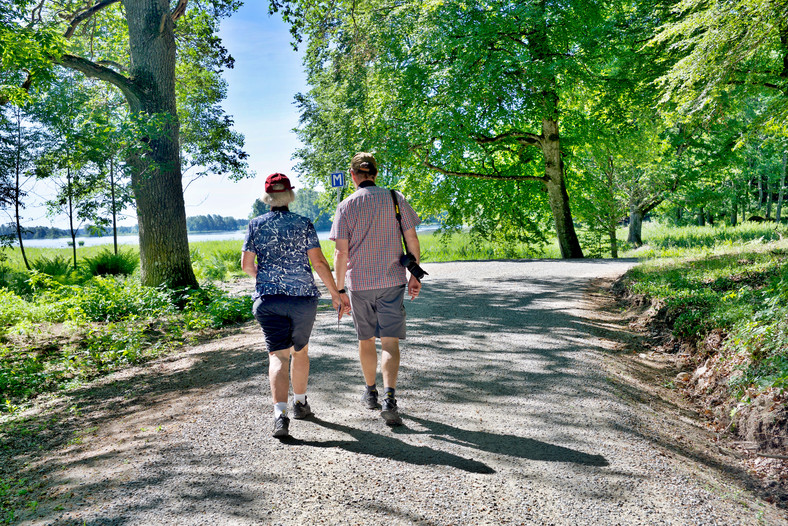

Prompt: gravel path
[{"left": 22, "top": 260, "right": 787, "bottom": 525}]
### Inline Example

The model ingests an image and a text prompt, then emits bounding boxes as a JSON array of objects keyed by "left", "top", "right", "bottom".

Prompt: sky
[
  {"left": 17, "top": 4, "right": 309, "bottom": 228},
  {"left": 183, "top": 4, "right": 309, "bottom": 220}
]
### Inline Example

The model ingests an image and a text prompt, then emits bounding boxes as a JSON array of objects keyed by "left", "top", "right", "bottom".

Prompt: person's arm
[
  {"left": 403, "top": 227, "right": 420, "bottom": 263},
  {"left": 307, "top": 247, "right": 349, "bottom": 316},
  {"left": 241, "top": 251, "right": 257, "bottom": 279},
  {"left": 333, "top": 239, "right": 352, "bottom": 311},
  {"left": 402, "top": 227, "right": 422, "bottom": 300}
]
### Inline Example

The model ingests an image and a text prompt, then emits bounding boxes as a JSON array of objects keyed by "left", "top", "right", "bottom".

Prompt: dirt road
[{"left": 16, "top": 260, "right": 787, "bottom": 525}]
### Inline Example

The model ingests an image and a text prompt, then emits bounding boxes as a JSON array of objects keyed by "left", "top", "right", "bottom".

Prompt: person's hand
[
  {"left": 332, "top": 291, "right": 351, "bottom": 320},
  {"left": 407, "top": 275, "right": 421, "bottom": 300},
  {"left": 331, "top": 294, "right": 342, "bottom": 315},
  {"left": 340, "top": 294, "right": 351, "bottom": 317}
]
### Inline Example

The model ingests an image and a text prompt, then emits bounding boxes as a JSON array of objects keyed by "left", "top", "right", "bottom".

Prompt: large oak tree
[
  {"left": 273, "top": 0, "right": 658, "bottom": 258},
  {"left": 2, "top": 0, "right": 246, "bottom": 288}
]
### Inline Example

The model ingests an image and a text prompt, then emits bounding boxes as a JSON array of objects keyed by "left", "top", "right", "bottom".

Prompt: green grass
[
  {"left": 0, "top": 276, "right": 253, "bottom": 414},
  {"left": 616, "top": 229, "right": 788, "bottom": 400}
]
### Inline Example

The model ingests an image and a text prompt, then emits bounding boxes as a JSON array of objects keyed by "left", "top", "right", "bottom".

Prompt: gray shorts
[
  {"left": 348, "top": 285, "right": 406, "bottom": 340},
  {"left": 253, "top": 295, "right": 318, "bottom": 352}
]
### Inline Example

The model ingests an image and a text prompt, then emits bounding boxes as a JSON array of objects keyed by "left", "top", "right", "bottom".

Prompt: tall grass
[{"left": 617, "top": 221, "right": 786, "bottom": 259}]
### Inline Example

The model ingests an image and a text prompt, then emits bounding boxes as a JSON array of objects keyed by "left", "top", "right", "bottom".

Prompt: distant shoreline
[{"left": 13, "top": 225, "right": 440, "bottom": 249}]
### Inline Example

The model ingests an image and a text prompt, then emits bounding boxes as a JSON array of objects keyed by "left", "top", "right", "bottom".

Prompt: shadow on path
[
  {"left": 289, "top": 416, "right": 495, "bottom": 473},
  {"left": 401, "top": 415, "right": 608, "bottom": 466}
]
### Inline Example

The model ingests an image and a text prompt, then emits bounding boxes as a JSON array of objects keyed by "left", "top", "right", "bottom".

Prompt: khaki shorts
[{"left": 348, "top": 285, "right": 406, "bottom": 340}]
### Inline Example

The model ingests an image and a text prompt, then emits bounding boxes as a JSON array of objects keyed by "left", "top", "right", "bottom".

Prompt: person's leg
[
  {"left": 269, "top": 348, "right": 292, "bottom": 407},
  {"left": 290, "top": 344, "right": 310, "bottom": 395},
  {"left": 380, "top": 337, "right": 403, "bottom": 426},
  {"left": 358, "top": 337, "right": 378, "bottom": 386},
  {"left": 380, "top": 337, "right": 400, "bottom": 389}
]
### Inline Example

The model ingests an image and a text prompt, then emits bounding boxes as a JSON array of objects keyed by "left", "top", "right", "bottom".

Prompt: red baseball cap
[{"left": 265, "top": 173, "right": 294, "bottom": 193}]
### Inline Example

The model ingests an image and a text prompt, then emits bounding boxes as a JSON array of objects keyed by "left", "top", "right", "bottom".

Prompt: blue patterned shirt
[{"left": 242, "top": 210, "right": 321, "bottom": 299}]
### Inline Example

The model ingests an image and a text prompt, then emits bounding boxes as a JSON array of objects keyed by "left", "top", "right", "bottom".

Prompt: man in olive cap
[{"left": 330, "top": 152, "right": 423, "bottom": 426}]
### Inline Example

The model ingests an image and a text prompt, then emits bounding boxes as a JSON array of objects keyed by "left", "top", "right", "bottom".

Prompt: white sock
[
  {"left": 274, "top": 402, "right": 288, "bottom": 418},
  {"left": 293, "top": 393, "right": 307, "bottom": 405}
]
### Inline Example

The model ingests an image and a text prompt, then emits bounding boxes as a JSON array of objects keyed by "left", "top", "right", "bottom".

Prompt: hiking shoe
[
  {"left": 272, "top": 414, "right": 290, "bottom": 438},
  {"left": 362, "top": 389, "right": 381, "bottom": 410},
  {"left": 292, "top": 398, "right": 313, "bottom": 419},
  {"left": 381, "top": 397, "right": 403, "bottom": 426}
]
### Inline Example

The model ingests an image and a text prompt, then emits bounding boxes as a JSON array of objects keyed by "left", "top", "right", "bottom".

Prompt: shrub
[
  {"left": 197, "top": 248, "right": 243, "bottom": 282},
  {"left": 30, "top": 255, "right": 73, "bottom": 277},
  {"left": 45, "top": 276, "right": 176, "bottom": 323},
  {"left": 82, "top": 249, "right": 139, "bottom": 277},
  {"left": 180, "top": 285, "right": 253, "bottom": 329},
  {"left": 0, "top": 265, "right": 32, "bottom": 296}
]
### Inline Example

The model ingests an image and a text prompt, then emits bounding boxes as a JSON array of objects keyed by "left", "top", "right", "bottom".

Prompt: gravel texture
[{"left": 18, "top": 259, "right": 787, "bottom": 525}]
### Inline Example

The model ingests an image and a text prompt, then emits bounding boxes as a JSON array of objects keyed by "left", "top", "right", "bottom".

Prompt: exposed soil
[{"left": 589, "top": 277, "right": 788, "bottom": 509}]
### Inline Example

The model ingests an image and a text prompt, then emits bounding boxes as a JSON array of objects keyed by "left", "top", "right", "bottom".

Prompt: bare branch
[
  {"left": 64, "top": 0, "right": 121, "bottom": 39},
  {"left": 422, "top": 159, "right": 540, "bottom": 182},
  {"left": 96, "top": 59, "right": 128, "bottom": 73},
  {"left": 171, "top": 0, "right": 188, "bottom": 21},
  {"left": 472, "top": 130, "right": 542, "bottom": 148},
  {"left": 31, "top": 0, "right": 46, "bottom": 23},
  {"left": 57, "top": 54, "right": 141, "bottom": 112}
]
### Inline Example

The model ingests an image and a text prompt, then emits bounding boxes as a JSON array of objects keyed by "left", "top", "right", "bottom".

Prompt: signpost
[{"left": 330, "top": 172, "right": 345, "bottom": 208}]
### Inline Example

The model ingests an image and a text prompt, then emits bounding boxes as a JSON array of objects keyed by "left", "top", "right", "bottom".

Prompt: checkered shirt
[
  {"left": 242, "top": 210, "right": 321, "bottom": 299},
  {"left": 330, "top": 184, "right": 421, "bottom": 291}
]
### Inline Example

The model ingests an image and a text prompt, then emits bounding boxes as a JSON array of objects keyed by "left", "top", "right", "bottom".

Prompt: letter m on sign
[{"left": 330, "top": 172, "right": 345, "bottom": 188}]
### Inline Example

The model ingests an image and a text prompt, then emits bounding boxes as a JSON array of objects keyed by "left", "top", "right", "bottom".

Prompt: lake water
[
  {"left": 16, "top": 229, "right": 333, "bottom": 249},
  {"left": 16, "top": 225, "right": 439, "bottom": 249}
]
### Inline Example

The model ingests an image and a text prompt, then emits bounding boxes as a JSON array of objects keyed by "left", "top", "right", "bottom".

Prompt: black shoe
[
  {"left": 362, "top": 389, "right": 381, "bottom": 410},
  {"left": 272, "top": 414, "right": 290, "bottom": 438},
  {"left": 381, "top": 397, "right": 403, "bottom": 426},
  {"left": 292, "top": 398, "right": 313, "bottom": 419}
]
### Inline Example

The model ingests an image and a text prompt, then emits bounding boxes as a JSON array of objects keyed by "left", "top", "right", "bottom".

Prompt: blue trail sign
[{"left": 330, "top": 172, "right": 345, "bottom": 188}]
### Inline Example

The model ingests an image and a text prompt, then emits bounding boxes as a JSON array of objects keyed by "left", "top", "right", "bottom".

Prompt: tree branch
[
  {"left": 422, "top": 159, "right": 541, "bottom": 182},
  {"left": 64, "top": 0, "right": 121, "bottom": 39},
  {"left": 57, "top": 54, "right": 141, "bottom": 112},
  {"left": 171, "top": 0, "right": 188, "bottom": 21},
  {"left": 96, "top": 60, "right": 128, "bottom": 73},
  {"left": 472, "top": 130, "right": 542, "bottom": 148}
]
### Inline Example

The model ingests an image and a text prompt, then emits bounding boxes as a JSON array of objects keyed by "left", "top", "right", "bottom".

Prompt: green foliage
[
  {"left": 0, "top": 276, "right": 252, "bottom": 410},
  {"left": 0, "top": 266, "right": 31, "bottom": 296},
  {"left": 618, "top": 222, "right": 787, "bottom": 258},
  {"left": 186, "top": 214, "right": 247, "bottom": 232},
  {"left": 30, "top": 255, "right": 72, "bottom": 278},
  {"left": 180, "top": 285, "right": 253, "bottom": 330},
  {"left": 81, "top": 248, "right": 139, "bottom": 277},
  {"left": 618, "top": 227, "right": 788, "bottom": 399},
  {"left": 193, "top": 247, "right": 243, "bottom": 282},
  {"left": 82, "top": 323, "right": 154, "bottom": 371}
]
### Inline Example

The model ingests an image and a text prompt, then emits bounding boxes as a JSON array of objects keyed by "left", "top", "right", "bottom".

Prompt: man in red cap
[
  {"left": 330, "top": 152, "right": 423, "bottom": 426},
  {"left": 242, "top": 173, "right": 350, "bottom": 438}
]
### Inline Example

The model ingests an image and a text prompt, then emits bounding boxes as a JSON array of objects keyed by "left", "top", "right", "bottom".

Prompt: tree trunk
[
  {"left": 777, "top": 152, "right": 786, "bottom": 223},
  {"left": 766, "top": 174, "right": 773, "bottom": 220},
  {"left": 627, "top": 203, "right": 644, "bottom": 246},
  {"left": 730, "top": 195, "right": 738, "bottom": 227},
  {"left": 608, "top": 225, "right": 618, "bottom": 259},
  {"left": 541, "top": 118, "right": 583, "bottom": 258},
  {"left": 123, "top": 0, "right": 197, "bottom": 289},
  {"left": 67, "top": 166, "right": 77, "bottom": 270},
  {"left": 110, "top": 157, "right": 118, "bottom": 255},
  {"left": 13, "top": 110, "right": 30, "bottom": 270},
  {"left": 698, "top": 206, "right": 705, "bottom": 226}
]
